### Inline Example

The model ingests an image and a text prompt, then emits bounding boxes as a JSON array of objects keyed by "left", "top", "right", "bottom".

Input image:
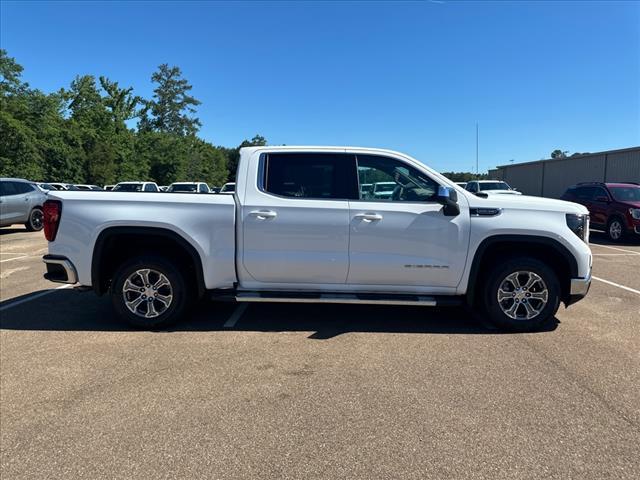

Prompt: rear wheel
[
  {"left": 111, "top": 256, "right": 191, "bottom": 328},
  {"left": 484, "top": 257, "right": 560, "bottom": 332},
  {"left": 25, "top": 207, "right": 43, "bottom": 231},
  {"left": 607, "top": 217, "right": 625, "bottom": 242}
]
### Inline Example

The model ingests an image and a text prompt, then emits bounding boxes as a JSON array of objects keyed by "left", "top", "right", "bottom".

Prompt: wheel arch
[
  {"left": 466, "top": 235, "right": 578, "bottom": 307},
  {"left": 91, "top": 226, "right": 206, "bottom": 298}
]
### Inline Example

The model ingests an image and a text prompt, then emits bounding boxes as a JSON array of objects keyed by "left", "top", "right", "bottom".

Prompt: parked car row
[
  {"left": 34, "top": 181, "right": 237, "bottom": 194},
  {"left": 1, "top": 178, "right": 237, "bottom": 231}
]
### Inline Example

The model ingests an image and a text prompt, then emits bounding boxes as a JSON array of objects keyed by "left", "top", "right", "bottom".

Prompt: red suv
[{"left": 561, "top": 182, "right": 640, "bottom": 242}]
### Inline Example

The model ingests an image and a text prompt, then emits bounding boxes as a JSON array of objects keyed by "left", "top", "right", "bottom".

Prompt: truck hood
[{"left": 465, "top": 192, "right": 588, "bottom": 215}]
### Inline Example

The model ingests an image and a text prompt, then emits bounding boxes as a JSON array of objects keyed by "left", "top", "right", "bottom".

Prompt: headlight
[
  {"left": 630, "top": 208, "right": 640, "bottom": 220},
  {"left": 566, "top": 213, "right": 589, "bottom": 242}
]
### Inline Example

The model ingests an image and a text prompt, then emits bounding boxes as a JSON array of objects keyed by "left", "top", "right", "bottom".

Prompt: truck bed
[{"left": 47, "top": 191, "right": 237, "bottom": 289}]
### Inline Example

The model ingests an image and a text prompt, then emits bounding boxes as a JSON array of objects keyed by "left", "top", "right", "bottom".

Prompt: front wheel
[
  {"left": 111, "top": 256, "right": 191, "bottom": 328},
  {"left": 25, "top": 207, "right": 44, "bottom": 231},
  {"left": 484, "top": 257, "right": 560, "bottom": 332},
  {"left": 607, "top": 217, "right": 625, "bottom": 242}
]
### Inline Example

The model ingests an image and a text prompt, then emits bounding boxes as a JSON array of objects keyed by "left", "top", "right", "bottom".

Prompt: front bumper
[
  {"left": 43, "top": 255, "right": 78, "bottom": 284},
  {"left": 566, "top": 270, "right": 592, "bottom": 306}
]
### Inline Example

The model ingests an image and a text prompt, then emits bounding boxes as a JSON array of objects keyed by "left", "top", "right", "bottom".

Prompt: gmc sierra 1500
[{"left": 42, "top": 146, "right": 592, "bottom": 331}]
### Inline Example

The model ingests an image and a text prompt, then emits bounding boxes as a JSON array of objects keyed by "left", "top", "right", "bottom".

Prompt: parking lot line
[
  {"left": 223, "top": 303, "right": 248, "bottom": 328},
  {"left": 0, "top": 255, "right": 29, "bottom": 263},
  {"left": 592, "top": 276, "right": 640, "bottom": 296},
  {"left": 592, "top": 253, "right": 639, "bottom": 256},
  {"left": 591, "top": 244, "right": 640, "bottom": 255},
  {"left": 0, "top": 284, "right": 73, "bottom": 312}
]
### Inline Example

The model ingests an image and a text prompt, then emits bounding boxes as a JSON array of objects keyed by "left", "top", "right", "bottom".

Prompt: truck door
[
  {"left": 347, "top": 154, "right": 469, "bottom": 289},
  {"left": 240, "top": 152, "right": 357, "bottom": 285}
]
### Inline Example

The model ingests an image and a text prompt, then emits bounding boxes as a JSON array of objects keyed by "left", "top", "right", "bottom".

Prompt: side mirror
[{"left": 436, "top": 186, "right": 460, "bottom": 216}]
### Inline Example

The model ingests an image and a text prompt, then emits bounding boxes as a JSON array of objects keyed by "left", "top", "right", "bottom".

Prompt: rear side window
[
  {"left": 144, "top": 184, "right": 157, "bottom": 192},
  {"left": 0, "top": 181, "right": 19, "bottom": 196},
  {"left": 2, "top": 182, "right": 33, "bottom": 195},
  {"left": 575, "top": 186, "right": 594, "bottom": 200},
  {"left": 264, "top": 153, "right": 357, "bottom": 200}
]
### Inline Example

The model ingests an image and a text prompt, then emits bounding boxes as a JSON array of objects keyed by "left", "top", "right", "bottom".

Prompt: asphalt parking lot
[{"left": 1, "top": 227, "right": 639, "bottom": 479}]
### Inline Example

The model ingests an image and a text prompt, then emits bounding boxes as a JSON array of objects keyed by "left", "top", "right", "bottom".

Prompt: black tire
[
  {"left": 25, "top": 207, "right": 44, "bottom": 231},
  {"left": 607, "top": 216, "right": 625, "bottom": 242},
  {"left": 111, "top": 255, "right": 191, "bottom": 328},
  {"left": 483, "top": 256, "right": 560, "bottom": 332}
]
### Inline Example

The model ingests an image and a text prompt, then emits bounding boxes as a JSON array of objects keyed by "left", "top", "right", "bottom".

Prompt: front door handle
[
  {"left": 249, "top": 210, "right": 277, "bottom": 220},
  {"left": 354, "top": 212, "right": 383, "bottom": 222}
]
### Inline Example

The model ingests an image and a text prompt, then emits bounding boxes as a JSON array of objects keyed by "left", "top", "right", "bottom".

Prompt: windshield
[
  {"left": 479, "top": 182, "right": 510, "bottom": 191},
  {"left": 609, "top": 186, "right": 640, "bottom": 202},
  {"left": 168, "top": 184, "right": 197, "bottom": 192},
  {"left": 114, "top": 183, "right": 143, "bottom": 192}
]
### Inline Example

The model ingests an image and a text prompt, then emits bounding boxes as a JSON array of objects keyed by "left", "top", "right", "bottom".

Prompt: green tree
[
  {"left": 441, "top": 171, "right": 489, "bottom": 182},
  {"left": 225, "top": 134, "right": 268, "bottom": 181},
  {"left": 550, "top": 149, "right": 568, "bottom": 159},
  {"left": 99, "top": 76, "right": 142, "bottom": 131},
  {"left": 0, "top": 49, "right": 27, "bottom": 98},
  {"left": 141, "top": 64, "right": 201, "bottom": 136}
]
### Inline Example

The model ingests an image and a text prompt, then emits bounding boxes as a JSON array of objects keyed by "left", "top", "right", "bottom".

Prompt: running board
[{"left": 223, "top": 291, "right": 463, "bottom": 307}]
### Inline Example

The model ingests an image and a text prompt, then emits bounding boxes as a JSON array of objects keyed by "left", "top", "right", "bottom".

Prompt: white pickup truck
[{"left": 42, "top": 146, "right": 592, "bottom": 331}]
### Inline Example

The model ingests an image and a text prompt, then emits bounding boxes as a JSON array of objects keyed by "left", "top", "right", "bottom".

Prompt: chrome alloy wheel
[
  {"left": 122, "top": 268, "right": 173, "bottom": 318},
  {"left": 609, "top": 220, "right": 623, "bottom": 240},
  {"left": 497, "top": 271, "right": 549, "bottom": 320}
]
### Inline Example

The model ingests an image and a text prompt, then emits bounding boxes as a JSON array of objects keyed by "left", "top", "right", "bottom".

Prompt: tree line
[{"left": 0, "top": 49, "right": 266, "bottom": 186}]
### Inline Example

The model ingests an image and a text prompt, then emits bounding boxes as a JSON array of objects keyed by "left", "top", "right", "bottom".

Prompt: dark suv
[{"left": 561, "top": 182, "right": 640, "bottom": 242}]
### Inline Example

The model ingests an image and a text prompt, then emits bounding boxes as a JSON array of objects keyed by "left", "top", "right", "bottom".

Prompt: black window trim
[
  {"left": 352, "top": 153, "right": 442, "bottom": 205},
  {"left": 257, "top": 152, "right": 359, "bottom": 202}
]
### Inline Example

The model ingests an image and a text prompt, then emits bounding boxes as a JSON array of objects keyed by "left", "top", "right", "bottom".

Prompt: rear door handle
[
  {"left": 354, "top": 212, "right": 383, "bottom": 222},
  {"left": 249, "top": 210, "right": 277, "bottom": 219}
]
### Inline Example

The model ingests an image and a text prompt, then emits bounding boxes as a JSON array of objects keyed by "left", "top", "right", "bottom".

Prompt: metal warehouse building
[{"left": 489, "top": 146, "right": 640, "bottom": 198}]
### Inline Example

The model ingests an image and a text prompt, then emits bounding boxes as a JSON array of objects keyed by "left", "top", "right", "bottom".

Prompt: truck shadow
[
  {"left": 0, "top": 226, "right": 30, "bottom": 236},
  {"left": 0, "top": 288, "right": 558, "bottom": 337},
  {"left": 589, "top": 230, "right": 640, "bottom": 247}
]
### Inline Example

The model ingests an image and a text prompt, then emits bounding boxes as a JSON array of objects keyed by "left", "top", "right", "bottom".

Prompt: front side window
[
  {"left": 592, "top": 187, "right": 609, "bottom": 201},
  {"left": 144, "top": 184, "right": 157, "bottom": 192},
  {"left": 356, "top": 155, "right": 438, "bottom": 202},
  {"left": 264, "top": 153, "right": 357, "bottom": 200}
]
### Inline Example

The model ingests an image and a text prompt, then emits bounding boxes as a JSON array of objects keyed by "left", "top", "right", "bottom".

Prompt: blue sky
[{"left": 1, "top": 1, "right": 638, "bottom": 172}]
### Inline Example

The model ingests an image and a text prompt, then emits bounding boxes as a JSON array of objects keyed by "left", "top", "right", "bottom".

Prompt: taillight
[{"left": 43, "top": 200, "right": 62, "bottom": 241}]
